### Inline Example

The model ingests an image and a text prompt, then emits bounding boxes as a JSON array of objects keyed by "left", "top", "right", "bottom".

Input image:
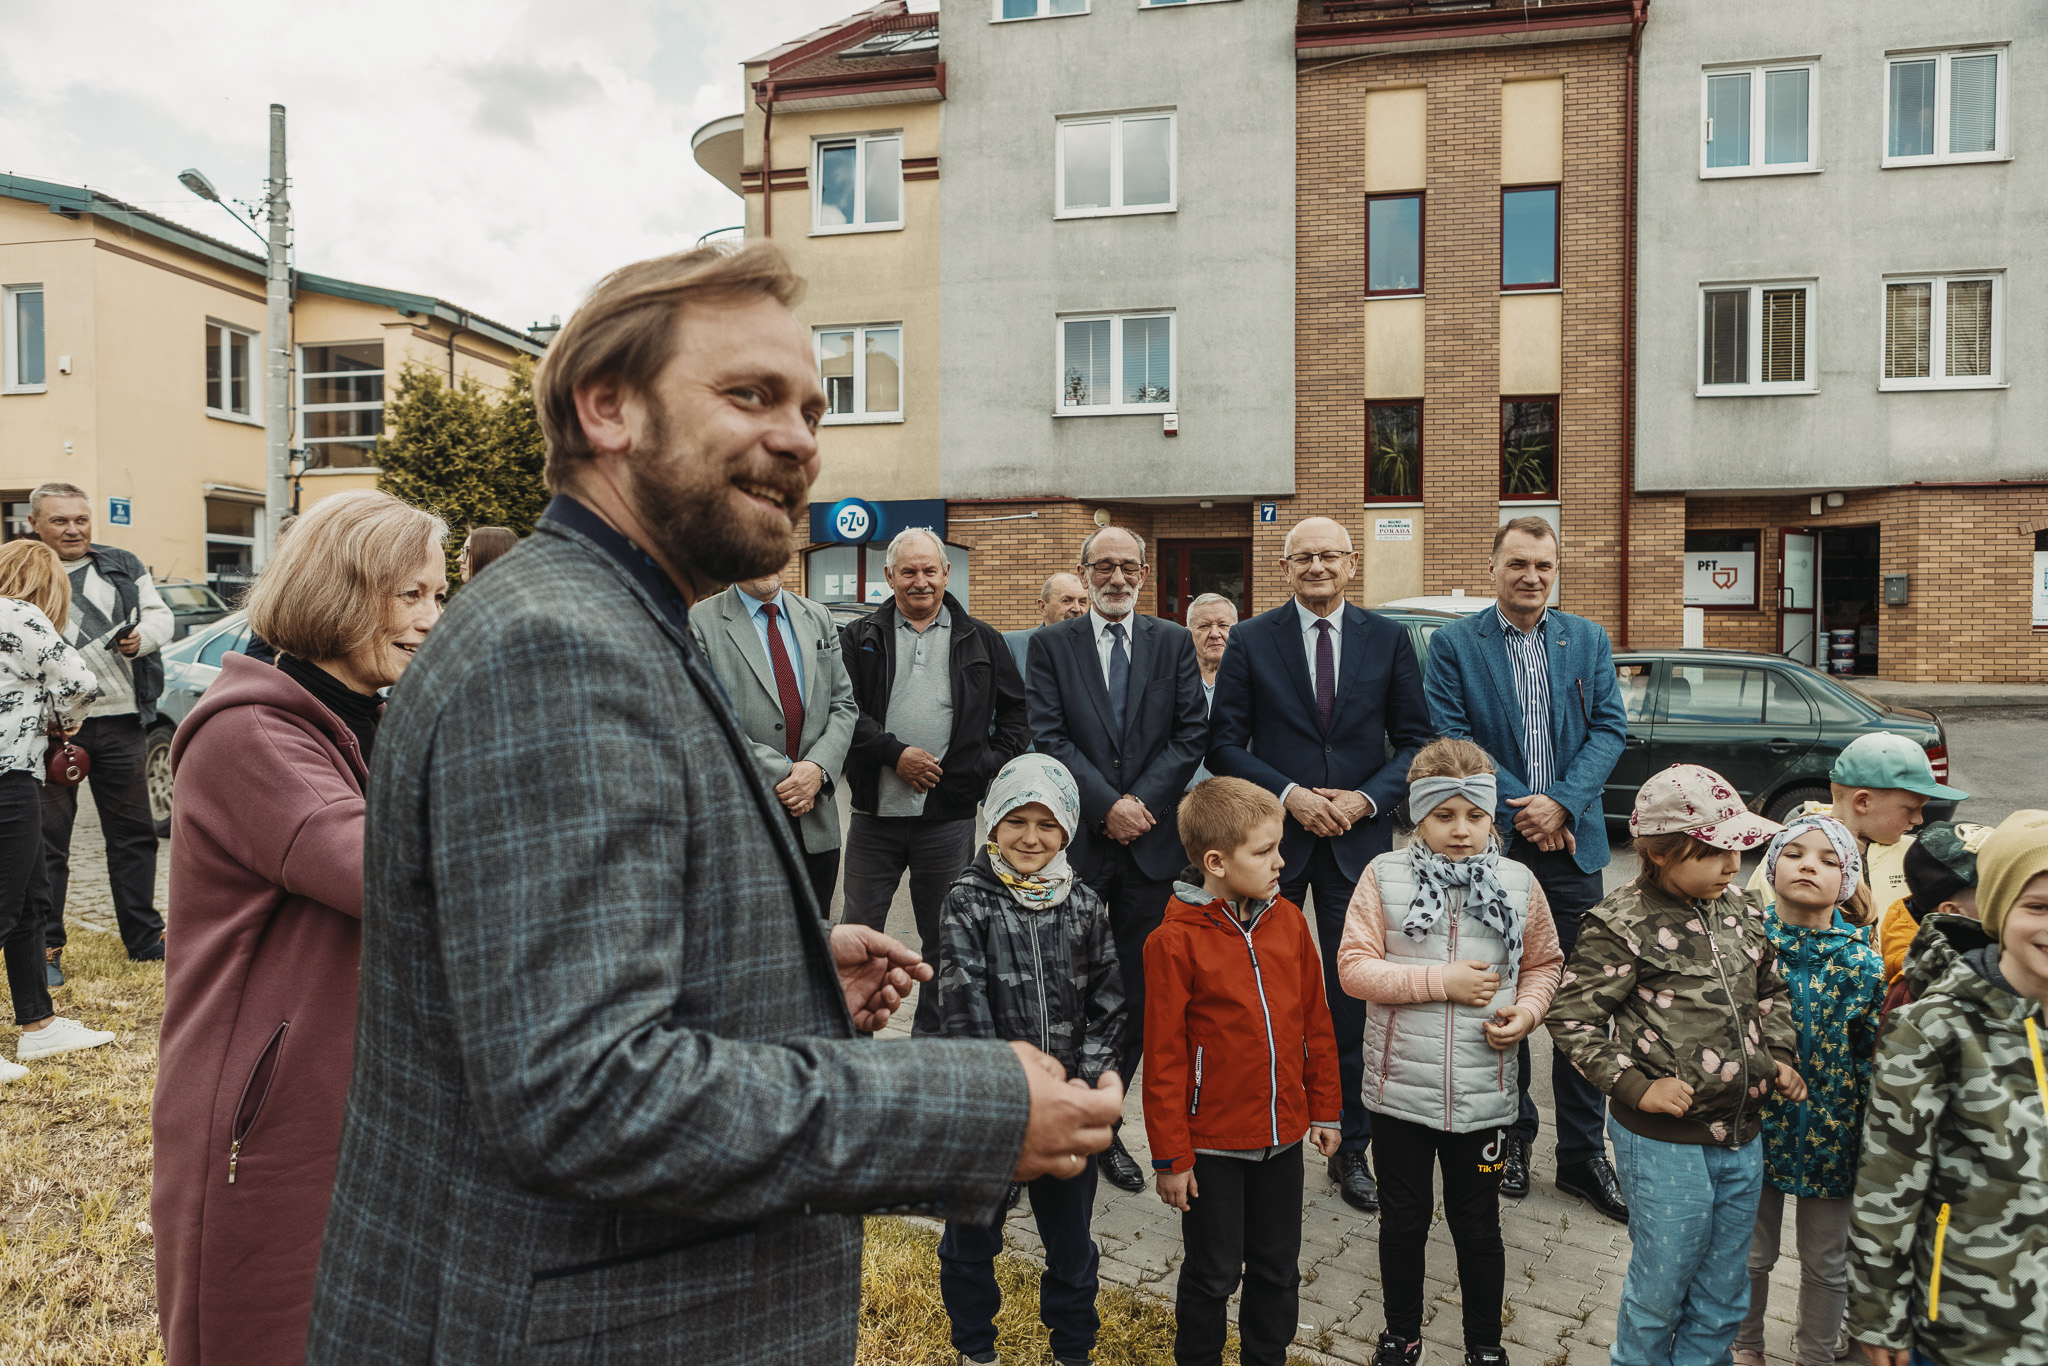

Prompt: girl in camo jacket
[
  {"left": 1547, "top": 765, "right": 1805, "bottom": 1366},
  {"left": 1846, "top": 808, "right": 2048, "bottom": 1366}
]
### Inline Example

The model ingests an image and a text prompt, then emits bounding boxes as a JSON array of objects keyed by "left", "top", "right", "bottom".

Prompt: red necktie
[{"left": 761, "top": 602, "right": 805, "bottom": 760}]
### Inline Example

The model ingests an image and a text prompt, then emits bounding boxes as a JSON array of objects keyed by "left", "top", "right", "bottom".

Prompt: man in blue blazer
[
  {"left": 1027, "top": 526, "right": 1209, "bottom": 1192},
  {"left": 1207, "top": 517, "right": 1432, "bottom": 1211},
  {"left": 1423, "top": 516, "right": 1631, "bottom": 1224}
]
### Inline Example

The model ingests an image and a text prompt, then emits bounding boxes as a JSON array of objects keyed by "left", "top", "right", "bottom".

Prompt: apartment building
[
  {"left": 1632, "top": 0, "right": 2047, "bottom": 682},
  {"left": 0, "top": 175, "right": 541, "bottom": 585},
  {"left": 695, "top": 1, "right": 963, "bottom": 608},
  {"left": 935, "top": 0, "right": 1296, "bottom": 626},
  {"left": 1289, "top": 0, "right": 1640, "bottom": 625}
]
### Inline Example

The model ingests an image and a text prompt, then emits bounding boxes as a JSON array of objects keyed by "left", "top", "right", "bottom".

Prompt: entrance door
[
  {"left": 1157, "top": 539, "right": 1251, "bottom": 624},
  {"left": 1778, "top": 528, "right": 1818, "bottom": 666}
]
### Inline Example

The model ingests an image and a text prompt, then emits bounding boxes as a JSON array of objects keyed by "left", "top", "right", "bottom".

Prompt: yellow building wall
[
  {"left": 1364, "top": 297, "right": 1425, "bottom": 399},
  {"left": 1363, "top": 88, "right": 1427, "bottom": 194},
  {"left": 741, "top": 76, "right": 942, "bottom": 506},
  {"left": 1500, "top": 292, "right": 1562, "bottom": 394},
  {"left": 1501, "top": 79, "right": 1566, "bottom": 185},
  {"left": 0, "top": 198, "right": 533, "bottom": 570}
]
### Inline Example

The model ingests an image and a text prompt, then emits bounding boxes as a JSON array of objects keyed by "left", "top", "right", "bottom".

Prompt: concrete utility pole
[{"left": 263, "top": 103, "right": 291, "bottom": 565}]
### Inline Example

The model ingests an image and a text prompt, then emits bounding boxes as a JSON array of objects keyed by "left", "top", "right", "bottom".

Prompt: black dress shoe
[
  {"left": 1498, "top": 1133, "right": 1530, "bottom": 1199},
  {"left": 1555, "top": 1156, "right": 1629, "bottom": 1224},
  {"left": 1329, "top": 1150, "right": 1379, "bottom": 1211},
  {"left": 1101, "top": 1133, "right": 1146, "bottom": 1193}
]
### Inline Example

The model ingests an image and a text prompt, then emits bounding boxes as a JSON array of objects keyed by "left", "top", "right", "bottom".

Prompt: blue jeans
[{"left": 1606, "top": 1119, "right": 1764, "bottom": 1366}]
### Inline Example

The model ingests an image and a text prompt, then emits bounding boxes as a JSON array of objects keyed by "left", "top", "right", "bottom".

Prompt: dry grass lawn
[
  {"left": 0, "top": 928, "right": 164, "bottom": 1365},
  {"left": 7, "top": 933, "right": 1280, "bottom": 1365}
]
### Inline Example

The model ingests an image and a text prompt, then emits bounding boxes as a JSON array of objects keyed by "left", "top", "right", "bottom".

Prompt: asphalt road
[{"left": 1935, "top": 706, "right": 2048, "bottom": 828}]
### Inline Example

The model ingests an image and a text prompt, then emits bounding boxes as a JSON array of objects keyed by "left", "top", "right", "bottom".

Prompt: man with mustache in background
[
  {"left": 839, "top": 524, "right": 1031, "bottom": 1036},
  {"left": 308, "top": 242, "right": 1118, "bottom": 1366}
]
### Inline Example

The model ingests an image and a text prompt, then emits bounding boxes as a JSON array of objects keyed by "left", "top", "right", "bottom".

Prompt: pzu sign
[{"left": 828, "top": 498, "right": 877, "bottom": 544}]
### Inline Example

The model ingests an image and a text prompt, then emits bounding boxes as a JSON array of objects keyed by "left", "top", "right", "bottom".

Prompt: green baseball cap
[{"left": 1830, "top": 732, "right": 1970, "bottom": 800}]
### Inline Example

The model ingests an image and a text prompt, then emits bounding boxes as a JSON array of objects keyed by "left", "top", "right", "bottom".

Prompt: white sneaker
[
  {"left": 18, "top": 1016, "right": 116, "bottom": 1062},
  {"left": 0, "top": 1058, "right": 27, "bottom": 1084}
]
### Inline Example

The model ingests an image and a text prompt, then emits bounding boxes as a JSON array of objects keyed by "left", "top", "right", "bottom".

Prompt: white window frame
[
  {"left": 1055, "top": 110, "right": 1178, "bottom": 218},
  {"left": 204, "top": 319, "right": 262, "bottom": 424},
  {"left": 297, "top": 341, "right": 386, "bottom": 470},
  {"left": 991, "top": 0, "right": 1089, "bottom": 21},
  {"left": 1878, "top": 271, "right": 2004, "bottom": 391},
  {"left": 1695, "top": 281, "right": 1819, "bottom": 397},
  {"left": 815, "top": 323, "right": 905, "bottom": 425},
  {"left": 1139, "top": 0, "right": 1241, "bottom": 7},
  {"left": 811, "top": 133, "right": 904, "bottom": 235},
  {"left": 1054, "top": 310, "right": 1175, "bottom": 417},
  {"left": 2, "top": 284, "right": 46, "bottom": 394},
  {"left": 1882, "top": 46, "right": 2010, "bottom": 168},
  {"left": 1699, "top": 61, "right": 1820, "bottom": 178}
]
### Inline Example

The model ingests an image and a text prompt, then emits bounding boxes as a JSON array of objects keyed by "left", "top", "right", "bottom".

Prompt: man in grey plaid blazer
[{"left": 308, "top": 243, "right": 1122, "bottom": 1364}]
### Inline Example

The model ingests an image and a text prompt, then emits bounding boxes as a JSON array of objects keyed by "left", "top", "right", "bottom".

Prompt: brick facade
[
  {"left": 1297, "top": 38, "right": 1630, "bottom": 625},
  {"left": 1634, "top": 487, "right": 2048, "bottom": 684}
]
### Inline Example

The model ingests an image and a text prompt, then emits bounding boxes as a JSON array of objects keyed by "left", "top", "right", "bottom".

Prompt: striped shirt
[{"left": 1496, "top": 605, "right": 1554, "bottom": 794}]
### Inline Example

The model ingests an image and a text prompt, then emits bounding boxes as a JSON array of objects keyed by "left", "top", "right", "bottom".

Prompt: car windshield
[{"left": 158, "top": 584, "right": 223, "bottom": 611}]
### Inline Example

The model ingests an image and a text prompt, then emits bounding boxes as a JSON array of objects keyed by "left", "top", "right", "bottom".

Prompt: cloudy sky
[{"left": 0, "top": 0, "right": 869, "bottom": 330}]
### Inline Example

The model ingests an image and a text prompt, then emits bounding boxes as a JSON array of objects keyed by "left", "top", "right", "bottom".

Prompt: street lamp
[{"left": 177, "top": 105, "right": 291, "bottom": 567}]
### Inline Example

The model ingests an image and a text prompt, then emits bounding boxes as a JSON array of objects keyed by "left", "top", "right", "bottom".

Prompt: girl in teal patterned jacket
[{"left": 1733, "top": 814, "right": 1886, "bottom": 1366}]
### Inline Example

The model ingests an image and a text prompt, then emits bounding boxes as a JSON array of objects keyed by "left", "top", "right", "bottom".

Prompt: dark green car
[{"left": 1377, "top": 609, "right": 1956, "bottom": 828}]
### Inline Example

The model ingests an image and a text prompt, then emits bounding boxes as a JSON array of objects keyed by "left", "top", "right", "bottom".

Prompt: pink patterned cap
[{"left": 1629, "top": 764, "right": 1784, "bottom": 850}]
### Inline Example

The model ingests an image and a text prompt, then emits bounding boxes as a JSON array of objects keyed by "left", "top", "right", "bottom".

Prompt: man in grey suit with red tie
[
  {"left": 691, "top": 574, "right": 858, "bottom": 915},
  {"left": 1026, "top": 525, "right": 1209, "bottom": 1192},
  {"left": 1207, "top": 516, "right": 1432, "bottom": 1212}
]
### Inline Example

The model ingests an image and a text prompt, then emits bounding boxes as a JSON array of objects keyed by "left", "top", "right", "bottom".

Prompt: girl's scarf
[
  {"left": 983, "top": 753, "right": 1081, "bottom": 910},
  {"left": 1402, "top": 837, "right": 1520, "bottom": 961},
  {"left": 1761, "top": 813, "right": 1862, "bottom": 907}
]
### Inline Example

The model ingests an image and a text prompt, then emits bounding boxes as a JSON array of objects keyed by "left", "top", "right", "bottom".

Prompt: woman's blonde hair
[
  {"left": 245, "top": 491, "right": 448, "bottom": 662},
  {"left": 1407, "top": 736, "right": 1495, "bottom": 783},
  {"left": 0, "top": 539, "right": 72, "bottom": 632}
]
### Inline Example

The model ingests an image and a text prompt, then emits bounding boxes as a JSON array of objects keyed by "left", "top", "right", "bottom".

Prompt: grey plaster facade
[
  {"left": 938, "top": 0, "right": 1296, "bottom": 501},
  {"left": 1636, "top": 0, "right": 2046, "bottom": 493}
]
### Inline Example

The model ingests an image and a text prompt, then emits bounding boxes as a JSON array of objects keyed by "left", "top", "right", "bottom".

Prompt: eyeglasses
[
  {"left": 1283, "top": 551, "right": 1353, "bottom": 568},
  {"left": 1083, "top": 559, "right": 1147, "bottom": 579}
]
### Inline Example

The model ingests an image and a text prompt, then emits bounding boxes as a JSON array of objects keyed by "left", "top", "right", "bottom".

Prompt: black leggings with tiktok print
[{"left": 1373, "top": 1112, "right": 1507, "bottom": 1350}]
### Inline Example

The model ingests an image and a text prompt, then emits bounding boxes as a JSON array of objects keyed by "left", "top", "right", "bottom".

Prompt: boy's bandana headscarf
[
  {"left": 1762, "top": 813, "right": 1863, "bottom": 907},
  {"left": 984, "top": 754, "right": 1080, "bottom": 910}
]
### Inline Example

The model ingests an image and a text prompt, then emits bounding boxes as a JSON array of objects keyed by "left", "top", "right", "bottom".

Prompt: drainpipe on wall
[
  {"left": 1618, "top": 0, "right": 1646, "bottom": 648},
  {"left": 761, "top": 82, "right": 777, "bottom": 238},
  {"left": 446, "top": 309, "right": 471, "bottom": 387}
]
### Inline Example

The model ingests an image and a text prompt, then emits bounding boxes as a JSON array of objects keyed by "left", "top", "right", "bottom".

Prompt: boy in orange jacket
[{"left": 1144, "top": 777, "right": 1343, "bottom": 1366}]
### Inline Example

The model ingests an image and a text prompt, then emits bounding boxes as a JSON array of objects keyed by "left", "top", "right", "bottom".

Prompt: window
[
  {"left": 299, "top": 342, "right": 385, "bottom": 468},
  {"left": 3, "top": 286, "right": 44, "bottom": 392},
  {"left": 1499, "top": 399, "right": 1556, "bottom": 500},
  {"left": 1697, "top": 282, "right": 1815, "bottom": 394},
  {"left": 1661, "top": 665, "right": 1808, "bottom": 726},
  {"left": 1366, "top": 194, "right": 1422, "bottom": 296},
  {"left": 816, "top": 325, "right": 903, "bottom": 423},
  {"left": 1701, "top": 63, "right": 1818, "bottom": 175},
  {"left": 1058, "top": 312, "right": 1172, "bottom": 414},
  {"left": 205, "top": 321, "right": 259, "bottom": 420},
  {"left": 1057, "top": 112, "right": 1175, "bottom": 217},
  {"left": 1618, "top": 663, "right": 1654, "bottom": 724},
  {"left": 1501, "top": 186, "right": 1558, "bottom": 290},
  {"left": 1886, "top": 48, "right": 2007, "bottom": 165},
  {"left": 1882, "top": 274, "right": 2001, "bottom": 389},
  {"left": 1365, "top": 401, "right": 1420, "bottom": 502},
  {"left": 813, "top": 134, "right": 902, "bottom": 233},
  {"left": 996, "top": 0, "right": 1086, "bottom": 18},
  {"left": 205, "top": 495, "right": 260, "bottom": 587}
]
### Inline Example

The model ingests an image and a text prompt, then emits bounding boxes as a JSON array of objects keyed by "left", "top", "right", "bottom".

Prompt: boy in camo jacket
[
  {"left": 1847, "top": 808, "right": 2048, "bottom": 1366},
  {"left": 1548, "top": 766, "right": 1805, "bottom": 1366}
]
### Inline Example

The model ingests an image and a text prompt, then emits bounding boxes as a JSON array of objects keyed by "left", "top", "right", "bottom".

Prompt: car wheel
[
  {"left": 1763, "top": 785, "right": 1830, "bottom": 825},
  {"left": 146, "top": 724, "right": 176, "bottom": 837}
]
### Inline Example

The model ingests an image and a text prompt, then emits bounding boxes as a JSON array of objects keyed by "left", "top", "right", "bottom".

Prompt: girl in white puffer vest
[{"left": 1337, "top": 739, "right": 1566, "bottom": 1366}]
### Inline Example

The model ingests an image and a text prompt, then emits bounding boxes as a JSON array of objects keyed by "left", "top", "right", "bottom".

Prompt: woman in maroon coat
[{"left": 153, "top": 490, "right": 447, "bottom": 1366}]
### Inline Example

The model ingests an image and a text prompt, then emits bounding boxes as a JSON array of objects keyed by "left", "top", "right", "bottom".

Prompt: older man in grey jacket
[
  {"left": 308, "top": 242, "right": 1121, "bottom": 1366},
  {"left": 692, "top": 573, "right": 856, "bottom": 914}
]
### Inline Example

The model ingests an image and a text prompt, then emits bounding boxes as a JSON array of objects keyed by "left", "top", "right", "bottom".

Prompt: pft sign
[{"left": 1683, "top": 552, "right": 1755, "bottom": 608}]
